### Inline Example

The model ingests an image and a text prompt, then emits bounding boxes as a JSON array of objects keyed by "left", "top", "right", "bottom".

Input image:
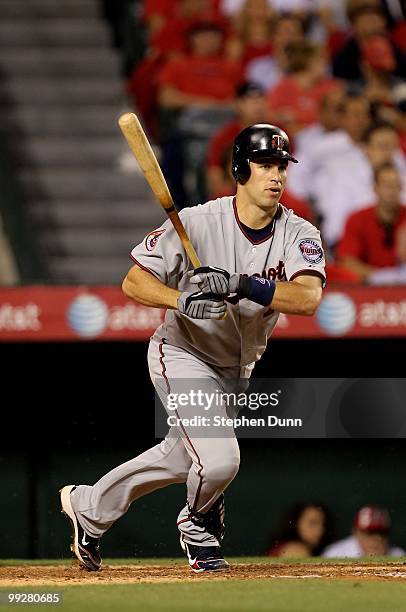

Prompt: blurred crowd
[
  {"left": 103, "top": 0, "right": 406, "bottom": 285},
  {"left": 266, "top": 503, "right": 405, "bottom": 557}
]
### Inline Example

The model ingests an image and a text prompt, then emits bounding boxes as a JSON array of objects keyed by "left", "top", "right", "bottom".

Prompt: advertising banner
[{"left": 0, "top": 286, "right": 405, "bottom": 341}]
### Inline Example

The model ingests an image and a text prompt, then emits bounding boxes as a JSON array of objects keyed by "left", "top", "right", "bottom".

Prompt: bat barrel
[{"left": 118, "top": 112, "right": 201, "bottom": 268}]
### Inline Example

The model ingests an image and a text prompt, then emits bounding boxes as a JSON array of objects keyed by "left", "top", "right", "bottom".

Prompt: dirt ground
[{"left": 1, "top": 562, "right": 406, "bottom": 586}]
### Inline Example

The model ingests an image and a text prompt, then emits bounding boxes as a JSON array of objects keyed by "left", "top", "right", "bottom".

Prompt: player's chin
[{"left": 260, "top": 191, "right": 280, "bottom": 208}]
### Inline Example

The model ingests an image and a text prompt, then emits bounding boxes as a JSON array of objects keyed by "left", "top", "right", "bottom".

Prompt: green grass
[{"left": 1, "top": 581, "right": 406, "bottom": 612}]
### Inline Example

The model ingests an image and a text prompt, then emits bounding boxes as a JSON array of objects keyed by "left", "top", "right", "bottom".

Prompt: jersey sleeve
[
  {"left": 129, "top": 215, "right": 189, "bottom": 288},
  {"left": 284, "top": 220, "right": 326, "bottom": 287}
]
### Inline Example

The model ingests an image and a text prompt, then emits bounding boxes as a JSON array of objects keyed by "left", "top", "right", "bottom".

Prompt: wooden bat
[{"left": 118, "top": 112, "right": 201, "bottom": 269}]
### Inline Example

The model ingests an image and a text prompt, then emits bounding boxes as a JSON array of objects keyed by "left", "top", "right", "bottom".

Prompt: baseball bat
[{"left": 118, "top": 112, "right": 201, "bottom": 269}]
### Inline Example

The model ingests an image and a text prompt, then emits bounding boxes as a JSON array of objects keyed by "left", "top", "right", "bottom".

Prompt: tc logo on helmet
[{"left": 271, "top": 135, "right": 284, "bottom": 150}]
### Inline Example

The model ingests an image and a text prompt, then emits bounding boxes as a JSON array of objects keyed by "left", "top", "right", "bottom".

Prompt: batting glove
[
  {"left": 178, "top": 290, "right": 227, "bottom": 319},
  {"left": 189, "top": 266, "right": 239, "bottom": 296},
  {"left": 191, "top": 266, "right": 276, "bottom": 307}
]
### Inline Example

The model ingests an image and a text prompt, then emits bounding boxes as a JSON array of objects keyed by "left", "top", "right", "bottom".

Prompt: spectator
[
  {"left": 128, "top": 1, "right": 226, "bottom": 136},
  {"left": 381, "top": 215, "right": 406, "bottom": 284},
  {"left": 267, "top": 40, "right": 343, "bottom": 136},
  {"left": 246, "top": 14, "right": 305, "bottom": 92},
  {"left": 266, "top": 503, "right": 333, "bottom": 557},
  {"left": 157, "top": 20, "right": 241, "bottom": 205},
  {"left": 221, "top": 0, "right": 348, "bottom": 29},
  {"left": 317, "top": 121, "right": 406, "bottom": 247},
  {"left": 323, "top": 506, "right": 405, "bottom": 557},
  {"left": 157, "top": 20, "right": 241, "bottom": 111},
  {"left": 365, "top": 122, "right": 406, "bottom": 184},
  {"left": 287, "top": 88, "right": 345, "bottom": 196},
  {"left": 337, "top": 163, "right": 406, "bottom": 283},
  {"left": 332, "top": 2, "right": 406, "bottom": 82},
  {"left": 280, "top": 190, "right": 315, "bottom": 223},
  {"left": 348, "top": 34, "right": 403, "bottom": 126},
  {"left": 289, "top": 97, "right": 406, "bottom": 247},
  {"left": 311, "top": 1, "right": 351, "bottom": 41},
  {"left": 287, "top": 94, "right": 372, "bottom": 205},
  {"left": 226, "top": 0, "right": 275, "bottom": 66},
  {"left": 393, "top": 83, "right": 406, "bottom": 155},
  {"left": 296, "top": 113, "right": 406, "bottom": 248},
  {"left": 324, "top": 260, "right": 362, "bottom": 283},
  {"left": 390, "top": 17, "right": 406, "bottom": 54},
  {"left": 396, "top": 222, "right": 406, "bottom": 263},
  {"left": 142, "top": 0, "right": 176, "bottom": 39},
  {"left": 267, "top": 0, "right": 349, "bottom": 48},
  {"left": 145, "top": 0, "right": 223, "bottom": 57}
]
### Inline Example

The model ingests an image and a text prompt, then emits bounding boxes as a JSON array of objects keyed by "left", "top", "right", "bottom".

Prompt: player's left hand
[{"left": 190, "top": 266, "right": 239, "bottom": 296}]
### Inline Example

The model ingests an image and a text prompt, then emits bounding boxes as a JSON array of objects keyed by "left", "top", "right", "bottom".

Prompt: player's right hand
[
  {"left": 177, "top": 290, "right": 227, "bottom": 320},
  {"left": 189, "top": 266, "right": 239, "bottom": 296}
]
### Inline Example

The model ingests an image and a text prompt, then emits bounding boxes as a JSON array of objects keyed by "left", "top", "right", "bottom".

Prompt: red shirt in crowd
[
  {"left": 149, "top": 16, "right": 229, "bottom": 56},
  {"left": 144, "top": 0, "right": 224, "bottom": 55},
  {"left": 207, "top": 119, "right": 243, "bottom": 168},
  {"left": 267, "top": 76, "right": 342, "bottom": 128},
  {"left": 143, "top": 0, "right": 175, "bottom": 20},
  {"left": 337, "top": 205, "right": 406, "bottom": 268},
  {"left": 324, "top": 263, "right": 361, "bottom": 283},
  {"left": 241, "top": 41, "right": 273, "bottom": 66},
  {"left": 150, "top": 16, "right": 199, "bottom": 54},
  {"left": 143, "top": 0, "right": 221, "bottom": 21},
  {"left": 158, "top": 56, "right": 242, "bottom": 101},
  {"left": 281, "top": 190, "right": 314, "bottom": 224}
]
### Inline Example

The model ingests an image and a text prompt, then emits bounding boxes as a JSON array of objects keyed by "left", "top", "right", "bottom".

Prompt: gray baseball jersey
[
  {"left": 68, "top": 196, "right": 326, "bottom": 551},
  {"left": 130, "top": 196, "right": 326, "bottom": 368}
]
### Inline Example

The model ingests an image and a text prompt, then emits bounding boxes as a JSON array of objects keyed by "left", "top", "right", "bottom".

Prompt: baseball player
[{"left": 60, "top": 124, "right": 326, "bottom": 573}]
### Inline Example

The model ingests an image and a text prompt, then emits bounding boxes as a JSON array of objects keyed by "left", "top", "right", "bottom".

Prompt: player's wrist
[
  {"left": 172, "top": 290, "right": 182, "bottom": 310},
  {"left": 237, "top": 275, "right": 276, "bottom": 307}
]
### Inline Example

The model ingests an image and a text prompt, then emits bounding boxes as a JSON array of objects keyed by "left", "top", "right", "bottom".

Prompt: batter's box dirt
[{"left": 1, "top": 562, "right": 406, "bottom": 586}]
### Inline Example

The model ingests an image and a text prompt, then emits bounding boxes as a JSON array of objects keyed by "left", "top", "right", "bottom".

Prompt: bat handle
[
  {"left": 167, "top": 209, "right": 201, "bottom": 268},
  {"left": 184, "top": 241, "right": 201, "bottom": 269}
]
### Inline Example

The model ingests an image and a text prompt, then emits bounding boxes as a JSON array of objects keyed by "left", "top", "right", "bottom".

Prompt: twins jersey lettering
[{"left": 131, "top": 196, "right": 326, "bottom": 368}]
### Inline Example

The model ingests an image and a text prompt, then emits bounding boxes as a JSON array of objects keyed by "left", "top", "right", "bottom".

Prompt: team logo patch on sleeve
[
  {"left": 298, "top": 239, "right": 324, "bottom": 264},
  {"left": 145, "top": 229, "right": 166, "bottom": 251}
]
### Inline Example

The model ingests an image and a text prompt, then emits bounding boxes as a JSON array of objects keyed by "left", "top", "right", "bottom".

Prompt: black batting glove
[
  {"left": 189, "top": 267, "right": 275, "bottom": 307},
  {"left": 189, "top": 266, "right": 239, "bottom": 296},
  {"left": 177, "top": 290, "right": 227, "bottom": 319}
]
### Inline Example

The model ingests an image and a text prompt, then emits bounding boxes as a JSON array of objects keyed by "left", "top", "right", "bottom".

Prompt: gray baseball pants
[{"left": 70, "top": 338, "right": 250, "bottom": 546}]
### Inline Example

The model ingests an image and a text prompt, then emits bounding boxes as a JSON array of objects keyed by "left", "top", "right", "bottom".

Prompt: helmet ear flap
[{"left": 232, "top": 158, "right": 251, "bottom": 184}]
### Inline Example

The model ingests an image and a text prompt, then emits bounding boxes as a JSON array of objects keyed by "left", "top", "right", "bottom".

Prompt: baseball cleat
[
  {"left": 180, "top": 537, "right": 230, "bottom": 573},
  {"left": 60, "top": 485, "right": 102, "bottom": 571}
]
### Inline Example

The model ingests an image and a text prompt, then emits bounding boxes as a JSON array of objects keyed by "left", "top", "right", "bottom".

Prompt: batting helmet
[{"left": 232, "top": 124, "right": 298, "bottom": 184}]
